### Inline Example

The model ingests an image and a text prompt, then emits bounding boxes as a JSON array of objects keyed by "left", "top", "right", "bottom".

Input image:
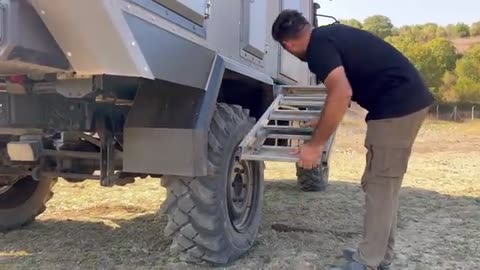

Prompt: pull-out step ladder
[{"left": 239, "top": 85, "right": 335, "bottom": 164}]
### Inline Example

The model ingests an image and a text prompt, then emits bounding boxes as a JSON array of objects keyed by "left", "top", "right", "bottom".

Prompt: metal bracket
[{"left": 98, "top": 116, "right": 116, "bottom": 187}]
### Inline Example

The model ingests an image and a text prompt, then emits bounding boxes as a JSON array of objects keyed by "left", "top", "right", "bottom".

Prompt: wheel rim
[
  {"left": 0, "top": 177, "right": 21, "bottom": 195},
  {"left": 0, "top": 184, "right": 13, "bottom": 195},
  {"left": 226, "top": 160, "right": 256, "bottom": 233},
  {"left": 0, "top": 176, "right": 39, "bottom": 209}
]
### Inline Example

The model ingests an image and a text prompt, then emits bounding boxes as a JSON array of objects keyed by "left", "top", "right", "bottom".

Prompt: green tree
[
  {"left": 453, "top": 45, "right": 480, "bottom": 101},
  {"left": 446, "top": 24, "right": 457, "bottom": 38},
  {"left": 439, "top": 71, "right": 458, "bottom": 101},
  {"left": 386, "top": 37, "right": 457, "bottom": 95},
  {"left": 447, "top": 23, "right": 470, "bottom": 38},
  {"left": 363, "top": 15, "right": 394, "bottom": 39},
  {"left": 340, "top": 19, "right": 363, "bottom": 29},
  {"left": 423, "top": 38, "right": 458, "bottom": 95},
  {"left": 455, "top": 23, "right": 471, "bottom": 37},
  {"left": 396, "top": 24, "right": 446, "bottom": 42},
  {"left": 436, "top": 26, "right": 448, "bottom": 38},
  {"left": 422, "top": 23, "right": 442, "bottom": 41},
  {"left": 428, "top": 38, "right": 457, "bottom": 72},
  {"left": 471, "top": 21, "right": 480, "bottom": 36},
  {"left": 385, "top": 34, "right": 417, "bottom": 52}
]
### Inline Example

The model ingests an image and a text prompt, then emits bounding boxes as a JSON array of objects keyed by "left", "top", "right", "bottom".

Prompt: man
[{"left": 272, "top": 10, "right": 434, "bottom": 270}]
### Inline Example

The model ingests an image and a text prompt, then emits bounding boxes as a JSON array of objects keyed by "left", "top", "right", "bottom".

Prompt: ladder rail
[
  {"left": 239, "top": 94, "right": 283, "bottom": 150},
  {"left": 239, "top": 85, "right": 336, "bottom": 164}
]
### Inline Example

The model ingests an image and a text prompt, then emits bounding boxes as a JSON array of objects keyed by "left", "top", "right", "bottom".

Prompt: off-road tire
[
  {"left": 0, "top": 176, "right": 57, "bottom": 231},
  {"left": 296, "top": 164, "right": 329, "bottom": 192},
  {"left": 161, "top": 103, "right": 264, "bottom": 265}
]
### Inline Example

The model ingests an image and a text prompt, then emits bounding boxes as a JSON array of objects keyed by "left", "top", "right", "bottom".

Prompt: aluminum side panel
[
  {"left": 0, "top": 0, "right": 70, "bottom": 74},
  {"left": 30, "top": 0, "right": 154, "bottom": 78},
  {"left": 124, "top": 13, "right": 215, "bottom": 89}
]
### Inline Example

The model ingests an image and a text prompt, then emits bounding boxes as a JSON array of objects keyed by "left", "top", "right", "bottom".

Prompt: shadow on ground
[{"left": 1, "top": 179, "right": 479, "bottom": 270}]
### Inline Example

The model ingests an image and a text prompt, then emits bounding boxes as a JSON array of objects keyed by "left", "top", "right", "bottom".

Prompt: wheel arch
[
  {"left": 217, "top": 69, "right": 275, "bottom": 121},
  {"left": 123, "top": 55, "right": 276, "bottom": 177}
]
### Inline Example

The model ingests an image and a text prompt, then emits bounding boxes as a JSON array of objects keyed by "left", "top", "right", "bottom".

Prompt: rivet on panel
[
  {"left": 40, "top": 10, "right": 46, "bottom": 15},
  {"left": 67, "top": 52, "right": 72, "bottom": 57},
  {"left": 131, "top": 41, "right": 136, "bottom": 47}
]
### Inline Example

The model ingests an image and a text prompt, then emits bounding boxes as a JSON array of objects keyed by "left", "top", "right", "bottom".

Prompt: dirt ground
[{"left": 1, "top": 116, "right": 479, "bottom": 270}]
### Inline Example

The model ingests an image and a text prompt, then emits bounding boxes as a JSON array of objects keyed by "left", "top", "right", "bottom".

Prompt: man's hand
[{"left": 291, "top": 143, "right": 324, "bottom": 169}]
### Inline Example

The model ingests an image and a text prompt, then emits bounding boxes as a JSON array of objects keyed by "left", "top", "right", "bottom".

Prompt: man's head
[{"left": 272, "top": 10, "right": 313, "bottom": 61}]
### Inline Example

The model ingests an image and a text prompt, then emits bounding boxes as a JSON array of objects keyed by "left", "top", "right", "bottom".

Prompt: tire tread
[
  {"left": 161, "top": 103, "right": 261, "bottom": 265},
  {"left": 0, "top": 177, "right": 57, "bottom": 232}
]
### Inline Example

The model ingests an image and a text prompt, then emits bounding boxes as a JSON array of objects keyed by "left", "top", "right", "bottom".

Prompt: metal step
[
  {"left": 266, "top": 133, "right": 311, "bottom": 141},
  {"left": 279, "top": 99, "right": 325, "bottom": 107},
  {"left": 280, "top": 85, "right": 327, "bottom": 95},
  {"left": 264, "top": 126, "right": 313, "bottom": 136},
  {"left": 241, "top": 146, "right": 299, "bottom": 162},
  {"left": 239, "top": 85, "right": 335, "bottom": 163},
  {"left": 269, "top": 110, "right": 321, "bottom": 121},
  {"left": 282, "top": 96, "right": 326, "bottom": 102}
]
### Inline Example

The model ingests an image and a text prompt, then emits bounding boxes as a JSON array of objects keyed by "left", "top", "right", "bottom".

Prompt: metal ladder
[{"left": 239, "top": 85, "right": 335, "bottom": 164}]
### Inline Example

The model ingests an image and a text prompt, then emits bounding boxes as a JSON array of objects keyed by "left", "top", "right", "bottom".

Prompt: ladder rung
[
  {"left": 241, "top": 146, "right": 298, "bottom": 162},
  {"left": 269, "top": 110, "right": 320, "bottom": 121},
  {"left": 267, "top": 134, "right": 311, "bottom": 141},
  {"left": 264, "top": 126, "right": 313, "bottom": 136},
  {"left": 283, "top": 96, "right": 326, "bottom": 102},
  {"left": 279, "top": 99, "right": 325, "bottom": 107},
  {"left": 280, "top": 85, "right": 327, "bottom": 95}
]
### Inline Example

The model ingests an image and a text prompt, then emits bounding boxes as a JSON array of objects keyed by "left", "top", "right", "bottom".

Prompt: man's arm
[
  {"left": 293, "top": 37, "right": 351, "bottom": 169},
  {"left": 309, "top": 66, "right": 352, "bottom": 147}
]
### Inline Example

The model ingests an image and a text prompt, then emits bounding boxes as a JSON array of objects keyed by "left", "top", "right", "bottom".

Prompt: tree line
[{"left": 340, "top": 16, "right": 480, "bottom": 102}]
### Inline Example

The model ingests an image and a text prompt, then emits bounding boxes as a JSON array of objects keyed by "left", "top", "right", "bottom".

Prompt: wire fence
[{"left": 430, "top": 103, "right": 480, "bottom": 122}]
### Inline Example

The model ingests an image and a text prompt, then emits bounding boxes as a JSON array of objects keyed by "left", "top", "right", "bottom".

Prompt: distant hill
[{"left": 451, "top": 37, "right": 480, "bottom": 54}]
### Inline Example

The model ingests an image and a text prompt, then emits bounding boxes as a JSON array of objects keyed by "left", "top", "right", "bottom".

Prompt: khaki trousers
[{"left": 354, "top": 107, "right": 429, "bottom": 268}]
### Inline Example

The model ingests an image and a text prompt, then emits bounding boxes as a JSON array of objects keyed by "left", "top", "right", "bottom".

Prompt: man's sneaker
[
  {"left": 342, "top": 247, "right": 357, "bottom": 261},
  {"left": 378, "top": 263, "right": 391, "bottom": 270},
  {"left": 342, "top": 248, "right": 392, "bottom": 270}
]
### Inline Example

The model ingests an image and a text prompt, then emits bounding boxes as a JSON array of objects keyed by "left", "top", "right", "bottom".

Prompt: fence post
[
  {"left": 436, "top": 104, "right": 439, "bottom": 119},
  {"left": 473, "top": 106, "right": 476, "bottom": 120}
]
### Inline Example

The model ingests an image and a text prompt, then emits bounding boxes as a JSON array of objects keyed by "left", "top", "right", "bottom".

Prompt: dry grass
[
  {"left": 452, "top": 36, "right": 480, "bottom": 54},
  {"left": 1, "top": 116, "right": 479, "bottom": 270}
]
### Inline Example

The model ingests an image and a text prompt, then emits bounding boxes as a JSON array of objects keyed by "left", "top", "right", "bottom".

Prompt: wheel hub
[{"left": 227, "top": 161, "right": 255, "bottom": 232}]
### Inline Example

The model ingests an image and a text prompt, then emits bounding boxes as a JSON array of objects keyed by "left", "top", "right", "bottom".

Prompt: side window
[
  {"left": 279, "top": 0, "right": 306, "bottom": 82},
  {"left": 241, "top": 0, "right": 268, "bottom": 60}
]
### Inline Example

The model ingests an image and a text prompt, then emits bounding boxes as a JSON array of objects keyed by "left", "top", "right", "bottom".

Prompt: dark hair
[{"left": 272, "top": 10, "right": 310, "bottom": 42}]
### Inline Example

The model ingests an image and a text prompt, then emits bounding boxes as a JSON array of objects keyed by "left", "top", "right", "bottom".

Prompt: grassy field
[
  {"left": 1, "top": 116, "right": 479, "bottom": 270},
  {"left": 452, "top": 36, "right": 480, "bottom": 53}
]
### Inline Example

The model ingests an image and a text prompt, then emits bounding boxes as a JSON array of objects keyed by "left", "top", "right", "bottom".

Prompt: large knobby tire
[
  {"left": 0, "top": 176, "right": 57, "bottom": 231},
  {"left": 161, "top": 103, "right": 264, "bottom": 265},
  {"left": 296, "top": 164, "right": 329, "bottom": 192}
]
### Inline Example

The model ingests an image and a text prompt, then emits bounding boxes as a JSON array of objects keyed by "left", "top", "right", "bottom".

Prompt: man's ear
[{"left": 282, "top": 40, "right": 292, "bottom": 51}]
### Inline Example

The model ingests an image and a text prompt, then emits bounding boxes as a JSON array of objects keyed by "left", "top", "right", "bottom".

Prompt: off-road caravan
[{"left": 0, "top": 0, "right": 334, "bottom": 264}]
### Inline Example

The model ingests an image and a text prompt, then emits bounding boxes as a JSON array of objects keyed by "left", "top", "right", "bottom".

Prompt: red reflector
[{"left": 9, "top": 75, "right": 26, "bottom": 84}]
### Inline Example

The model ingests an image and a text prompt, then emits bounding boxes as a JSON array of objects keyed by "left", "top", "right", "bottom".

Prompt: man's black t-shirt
[{"left": 306, "top": 24, "right": 434, "bottom": 120}]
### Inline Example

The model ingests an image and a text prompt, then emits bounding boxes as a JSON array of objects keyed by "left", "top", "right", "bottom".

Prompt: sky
[{"left": 316, "top": 0, "right": 480, "bottom": 27}]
